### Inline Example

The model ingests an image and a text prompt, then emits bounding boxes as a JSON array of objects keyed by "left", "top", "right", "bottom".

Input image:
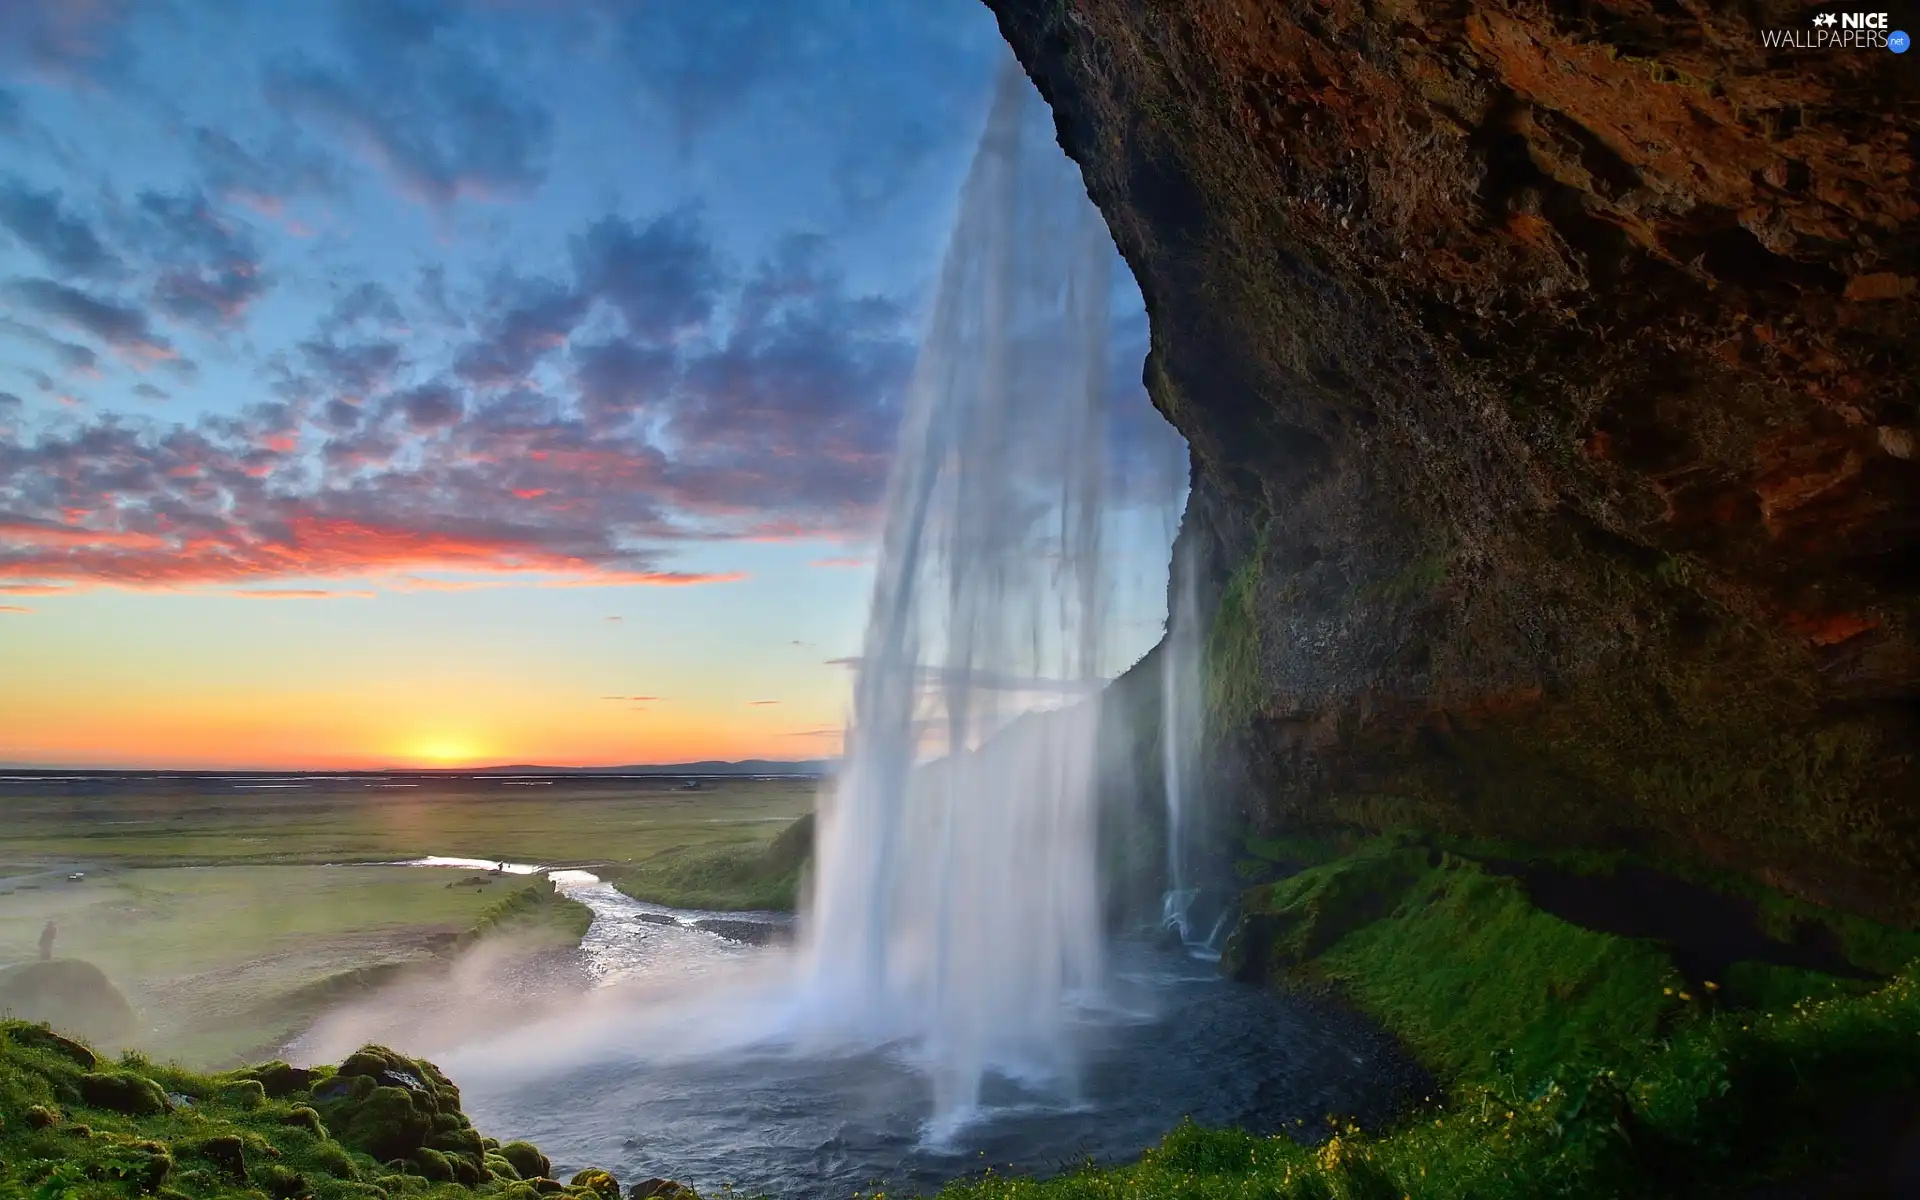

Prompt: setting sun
[{"left": 406, "top": 738, "right": 488, "bottom": 767}]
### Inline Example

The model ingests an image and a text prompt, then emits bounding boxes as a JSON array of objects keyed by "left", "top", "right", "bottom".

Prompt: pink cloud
[{"left": 224, "top": 588, "right": 377, "bottom": 600}]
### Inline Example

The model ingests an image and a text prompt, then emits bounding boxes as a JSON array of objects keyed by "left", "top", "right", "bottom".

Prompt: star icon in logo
[{"left": 1812, "top": 12, "right": 1837, "bottom": 26}]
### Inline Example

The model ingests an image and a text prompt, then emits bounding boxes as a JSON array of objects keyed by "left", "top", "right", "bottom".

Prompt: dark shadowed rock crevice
[{"left": 988, "top": 0, "right": 1920, "bottom": 921}]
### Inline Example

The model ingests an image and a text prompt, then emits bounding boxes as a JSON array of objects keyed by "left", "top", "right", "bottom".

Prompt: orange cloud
[
  {"left": 0, "top": 605, "right": 32, "bottom": 613},
  {"left": 0, "top": 521, "right": 169, "bottom": 549},
  {"left": 0, "top": 514, "right": 747, "bottom": 592},
  {"left": 224, "top": 588, "right": 377, "bottom": 600},
  {"left": 809, "top": 556, "right": 870, "bottom": 568}
]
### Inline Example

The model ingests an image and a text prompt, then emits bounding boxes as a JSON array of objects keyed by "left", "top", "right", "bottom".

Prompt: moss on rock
[
  {"left": 78, "top": 1069, "right": 172, "bottom": 1116},
  {"left": 497, "top": 1141, "right": 550, "bottom": 1181},
  {"left": 2, "top": 1023, "right": 617, "bottom": 1199},
  {"left": 568, "top": 1167, "right": 619, "bottom": 1198}
]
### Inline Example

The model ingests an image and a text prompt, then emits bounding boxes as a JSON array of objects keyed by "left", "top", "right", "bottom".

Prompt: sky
[{"left": 0, "top": 0, "right": 1186, "bottom": 771}]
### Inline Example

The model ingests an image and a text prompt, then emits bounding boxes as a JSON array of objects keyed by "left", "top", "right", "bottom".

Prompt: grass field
[
  {"left": 0, "top": 777, "right": 816, "bottom": 1068},
  {"left": 0, "top": 778, "right": 818, "bottom": 871}
]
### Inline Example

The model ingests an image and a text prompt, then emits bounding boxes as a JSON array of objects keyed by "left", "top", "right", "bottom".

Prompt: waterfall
[
  {"left": 1159, "top": 534, "right": 1203, "bottom": 941},
  {"left": 797, "top": 57, "right": 1132, "bottom": 1135}
]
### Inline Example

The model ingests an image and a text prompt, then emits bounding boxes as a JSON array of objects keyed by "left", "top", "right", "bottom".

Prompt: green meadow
[{"left": 0, "top": 778, "right": 816, "bottom": 1067}]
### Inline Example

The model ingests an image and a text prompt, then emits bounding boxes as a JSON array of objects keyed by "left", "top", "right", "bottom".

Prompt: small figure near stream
[{"left": 39, "top": 919, "right": 57, "bottom": 961}]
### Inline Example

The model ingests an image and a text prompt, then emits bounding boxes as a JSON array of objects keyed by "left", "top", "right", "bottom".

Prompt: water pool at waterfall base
[
  {"left": 457, "top": 941, "right": 1426, "bottom": 1198},
  {"left": 290, "top": 865, "right": 1428, "bottom": 1197}
]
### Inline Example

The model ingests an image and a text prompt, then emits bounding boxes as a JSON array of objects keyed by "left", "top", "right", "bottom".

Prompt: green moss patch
[
  {"left": 1, "top": 1021, "right": 679, "bottom": 1200},
  {"left": 615, "top": 813, "right": 813, "bottom": 913},
  {"left": 1204, "top": 529, "right": 1265, "bottom": 733},
  {"left": 936, "top": 838, "right": 1920, "bottom": 1198},
  {"left": 460, "top": 881, "right": 595, "bottom": 950},
  {"left": 1227, "top": 843, "right": 1685, "bottom": 1087}
]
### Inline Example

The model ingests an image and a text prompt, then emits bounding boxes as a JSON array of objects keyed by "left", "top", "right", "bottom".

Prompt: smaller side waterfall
[{"left": 1158, "top": 535, "right": 1205, "bottom": 944}]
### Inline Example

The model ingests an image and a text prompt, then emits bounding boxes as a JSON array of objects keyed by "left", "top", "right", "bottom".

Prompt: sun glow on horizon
[{"left": 404, "top": 737, "right": 491, "bottom": 767}]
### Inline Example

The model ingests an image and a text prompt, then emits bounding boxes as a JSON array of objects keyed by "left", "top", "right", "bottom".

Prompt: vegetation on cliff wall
[
  {"left": 932, "top": 836, "right": 1920, "bottom": 1197},
  {"left": 0, "top": 1023, "right": 694, "bottom": 1200}
]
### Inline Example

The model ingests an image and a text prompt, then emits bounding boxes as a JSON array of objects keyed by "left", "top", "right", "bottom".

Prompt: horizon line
[{"left": 0, "top": 757, "right": 838, "bottom": 774}]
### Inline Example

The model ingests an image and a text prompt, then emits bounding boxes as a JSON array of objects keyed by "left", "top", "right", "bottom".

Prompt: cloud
[
  {"left": 605, "top": 615, "right": 621, "bottom": 622},
  {"left": 0, "top": 0, "right": 137, "bottom": 84},
  {"left": 263, "top": 0, "right": 554, "bottom": 206},
  {"left": 0, "top": 88, "right": 20, "bottom": 136},
  {"left": 571, "top": 209, "right": 724, "bottom": 343},
  {"left": 303, "top": 338, "right": 404, "bottom": 400},
  {"left": 0, "top": 315, "right": 103, "bottom": 376},
  {"left": 453, "top": 276, "right": 587, "bottom": 388},
  {"left": 571, "top": 337, "right": 675, "bottom": 431},
  {"left": 324, "top": 282, "right": 407, "bottom": 333},
  {"left": 2, "top": 278, "right": 173, "bottom": 360},
  {"left": 133, "top": 190, "right": 269, "bottom": 327},
  {"left": 748, "top": 700, "right": 779, "bottom": 706},
  {"left": 225, "top": 588, "right": 376, "bottom": 600},
  {"left": 0, "top": 203, "right": 927, "bottom": 595},
  {"left": 605, "top": 0, "right": 996, "bottom": 218},
  {"left": 190, "top": 125, "right": 342, "bottom": 214},
  {"left": 810, "top": 556, "right": 869, "bottom": 568},
  {"left": 0, "top": 177, "right": 124, "bottom": 279},
  {"left": 0, "top": 604, "right": 32, "bottom": 613},
  {"left": 662, "top": 234, "right": 911, "bottom": 520},
  {"left": 393, "top": 381, "right": 463, "bottom": 431}
]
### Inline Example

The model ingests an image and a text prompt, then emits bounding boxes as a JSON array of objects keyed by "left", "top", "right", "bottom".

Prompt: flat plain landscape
[{"left": 0, "top": 774, "right": 816, "bottom": 1066}]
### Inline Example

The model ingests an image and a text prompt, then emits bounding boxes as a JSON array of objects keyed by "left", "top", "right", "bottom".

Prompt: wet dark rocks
[{"left": 691, "top": 918, "right": 792, "bottom": 946}]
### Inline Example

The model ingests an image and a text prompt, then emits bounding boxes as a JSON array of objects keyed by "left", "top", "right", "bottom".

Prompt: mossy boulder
[
  {"left": 570, "top": 1169, "right": 619, "bottom": 1199},
  {"left": 312, "top": 1141, "right": 361, "bottom": 1180},
  {"left": 215, "top": 1076, "right": 268, "bottom": 1109},
  {"left": 187, "top": 1133, "right": 249, "bottom": 1179},
  {"left": 429, "top": 1125, "right": 485, "bottom": 1162},
  {"left": 256, "top": 1162, "right": 307, "bottom": 1198},
  {"left": 410, "top": 1146, "right": 457, "bottom": 1182},
  {"left": 230, "top": 1059, "right": 319, "bottom": 1098},
  {"left": 311, "top": 1042, "right": 490, "bottom": 1179},
  {"left": 3, "top": 1022, "right": 98, "bottom": 1069},
  {"left": 5, "top": 1027, "right": 585, "bottom": 1200},
  {"left": 499, "top": 1140, "right": 551, "bottom": 1181},
  {"left": 485, "top": 1152, "right": 521, "bottom": 1181},
  {"left": 628, "top": 1179, "right": 697, "bottom": 1199},
  {"left": 326, "top": 1084, "right": 434, "bottom": 1163},
  {"left": 77, "top": 1070, "right": 171, "bottom": 1116}
]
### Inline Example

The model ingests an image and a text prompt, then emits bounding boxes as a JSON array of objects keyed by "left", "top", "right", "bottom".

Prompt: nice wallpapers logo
[{"left": 1762, "top": 12, "right": 1910, "bottom": 50}]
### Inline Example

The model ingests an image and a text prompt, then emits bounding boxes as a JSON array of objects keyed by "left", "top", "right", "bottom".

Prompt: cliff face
[{"left": 987, "top": 1, "right": 1920, "bottom": 918}]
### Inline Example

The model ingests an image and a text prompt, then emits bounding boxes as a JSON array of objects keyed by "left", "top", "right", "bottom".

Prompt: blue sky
[{"left": 0, "top": 0, "right": 1186, "bottom": 768}]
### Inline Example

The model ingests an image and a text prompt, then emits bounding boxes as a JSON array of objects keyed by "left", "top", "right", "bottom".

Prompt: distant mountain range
[{"left": 469, "top": 759, "right": 831, "bottom": 776}]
